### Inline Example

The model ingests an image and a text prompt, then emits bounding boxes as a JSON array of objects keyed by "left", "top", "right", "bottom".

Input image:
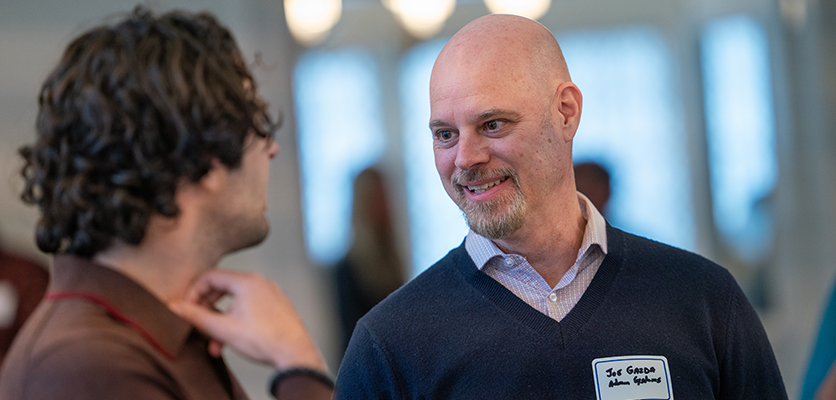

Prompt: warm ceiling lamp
[
  {"left": 384, "top": 0, "right": 456, "bottom": 39},
  {"left": 284, "top": 0, "right": 342, "bottom": 46},
  {"left": 484, "top": 0, "right": 551, "bottom": 20}
]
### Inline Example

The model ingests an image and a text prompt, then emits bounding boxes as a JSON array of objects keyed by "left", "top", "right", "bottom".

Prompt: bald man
[{"left": 335, "top": 14, "right": 787, "bottom": 399}]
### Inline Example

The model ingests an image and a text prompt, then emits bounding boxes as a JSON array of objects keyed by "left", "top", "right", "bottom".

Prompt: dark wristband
[{"left": 269, "top": 367, "right": 335, "bottom": 395}]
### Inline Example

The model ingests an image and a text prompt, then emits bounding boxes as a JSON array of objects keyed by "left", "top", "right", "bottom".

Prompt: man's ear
[
  {"left": 197, "top": 159, "right": 228, "bottom": 194},
  {"left": 553, "top": 81, "right": 583, "bottom": 142},
  {"left": 173, "top": 159, "right": 228, "bottom": 219}
]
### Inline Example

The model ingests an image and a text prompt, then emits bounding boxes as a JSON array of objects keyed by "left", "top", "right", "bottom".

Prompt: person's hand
[{"left": 169, "top": 269, "right": 327, "bottom": 372}]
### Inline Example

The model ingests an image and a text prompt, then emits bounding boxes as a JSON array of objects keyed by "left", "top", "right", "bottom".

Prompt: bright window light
[
  {"left": 294, "top": 50, "right": 385, "bottom": 266},
  {"left": 701, "top": 15, "right": 776, "bottom": 261}
]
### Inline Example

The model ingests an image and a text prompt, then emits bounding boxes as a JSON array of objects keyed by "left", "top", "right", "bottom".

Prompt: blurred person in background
[
  {"left": 573, "top": 161, "right": 611, "bottom": 215},
  {"left": 333, "top": 168, "right": 405, "bottom": 356}
]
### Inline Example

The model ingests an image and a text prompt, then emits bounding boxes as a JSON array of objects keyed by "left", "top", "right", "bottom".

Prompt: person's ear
[
  {"left": 554, "top": 82, "right": 583, "bottom": 142},
  {"left": 197, "top": 159, "right": 228, "bottom": 194}
]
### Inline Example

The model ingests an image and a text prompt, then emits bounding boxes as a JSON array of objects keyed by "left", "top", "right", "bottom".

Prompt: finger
[
  {"left": 189, "top": 269, "right": 255, "bottom": 299},
  {"left": 170, "top": 300, "right": 232, "bottom": 339},
  {"left": 183, "top": 275, "right": 219, "bottom": 304},
  {"left": 208, "top": 340, "right": 224, "bottom": 358},
  {"left": 196, "top": 289, "right": 227, "bottom": 308},
  {"left": 184, "top": 269, "right": 250, "bottom": 304}
]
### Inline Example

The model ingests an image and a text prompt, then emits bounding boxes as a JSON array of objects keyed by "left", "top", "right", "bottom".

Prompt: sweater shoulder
[
  {"left": 358, "top": 244, "right": 473, "bottom": 327},
  {"left": 611, "top": 227, "right": 739, "bottom": 292}
]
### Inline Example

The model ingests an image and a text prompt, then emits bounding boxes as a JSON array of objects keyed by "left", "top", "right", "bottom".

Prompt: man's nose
[{"left": 454, "top": 130, "right": 489, "bottom": 171}]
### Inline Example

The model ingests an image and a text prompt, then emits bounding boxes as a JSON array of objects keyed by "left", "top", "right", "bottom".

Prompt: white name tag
[{"left": 591, "top": 355, "right": 673, "bottom": 400}]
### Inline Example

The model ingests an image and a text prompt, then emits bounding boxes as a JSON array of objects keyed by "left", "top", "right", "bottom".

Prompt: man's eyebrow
[
  {"left": 429, "top": 119, "right": 448, "bottom": 130},
  {"left": 477, "top": 109, "right": 516, "bottom": 120},
  {"left": 429, "top": 109, "right": 519, "bottom": 130}
]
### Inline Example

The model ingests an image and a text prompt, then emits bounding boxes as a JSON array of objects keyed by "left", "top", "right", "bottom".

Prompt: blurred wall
[{"left": 769, "top": 0, "right": 836, "bottom": 395}]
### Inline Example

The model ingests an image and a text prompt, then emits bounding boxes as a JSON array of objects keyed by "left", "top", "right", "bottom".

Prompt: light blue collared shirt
[{"left": 464, "top": 192, "right": 608, "bottom": 321}]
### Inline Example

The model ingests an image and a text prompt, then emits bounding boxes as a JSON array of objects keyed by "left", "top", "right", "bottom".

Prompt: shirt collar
[
  {"left": 49, "top": 255, "right": 194, "bottom": 360},
  {"left": 465, "top": 191, "right": 608, "bottom": 270}
]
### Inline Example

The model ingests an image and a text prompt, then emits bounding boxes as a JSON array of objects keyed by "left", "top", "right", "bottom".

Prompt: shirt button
[
  {"left": 504, "top": 257, "right": 514, "bottom": 267},
  {"left": 548, "top": 293, "right": 558, "bottom": 302}
]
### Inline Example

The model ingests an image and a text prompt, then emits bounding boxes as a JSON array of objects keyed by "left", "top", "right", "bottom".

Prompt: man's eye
[
  {"left": 485, "top": 120, "right": 500, "bottom": 131},
  {"left": 437, "top": 130, "right": 453, "bottom": 140}
]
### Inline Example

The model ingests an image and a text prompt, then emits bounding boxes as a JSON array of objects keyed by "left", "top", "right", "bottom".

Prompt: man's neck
[
  {"left": 94, "top": 243, "right": 216, "bottom": 304},
  {"left": 93, "top": 214, "right": 222, "bottom": 303},
  {"left": 492, "top": 194, "right": 586, "bottom": 288}
]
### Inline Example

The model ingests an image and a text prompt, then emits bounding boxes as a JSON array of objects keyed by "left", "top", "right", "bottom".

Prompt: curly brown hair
[{"left": 19, "top": 7, "right": 278, "bottom": 257}]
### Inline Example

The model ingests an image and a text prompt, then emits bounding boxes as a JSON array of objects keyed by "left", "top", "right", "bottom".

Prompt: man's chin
[
  {"left": 463, "top": 212, "right": 523, "bottom": 240},
  {"left": 459, "top": 197, "right": 525, "bottom": 238},
  {"left": 227, "top": 225, "right": 270, "bottom": 254}
]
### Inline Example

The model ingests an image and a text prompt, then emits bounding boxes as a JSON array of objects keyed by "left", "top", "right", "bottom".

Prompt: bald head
[
  {"left": 431, "top": 14, "right": 571, "bottom": 98},
  {"left": 428, "top": 14, "right": 584, "bottom": 245}
]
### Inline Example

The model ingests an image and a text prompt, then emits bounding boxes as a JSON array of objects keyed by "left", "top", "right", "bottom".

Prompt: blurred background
[{"left": 1, "top": 0, "right": 833, "bottom": 398}]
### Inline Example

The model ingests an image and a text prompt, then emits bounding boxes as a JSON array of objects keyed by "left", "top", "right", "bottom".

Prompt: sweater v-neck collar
[{"left": 456, "top": 225, "right": 625, "bottom": 348}]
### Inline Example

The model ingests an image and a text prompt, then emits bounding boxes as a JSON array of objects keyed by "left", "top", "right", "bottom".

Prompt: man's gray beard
[{"left": 455, "top": 179, "right": 526, "bottom": 240}]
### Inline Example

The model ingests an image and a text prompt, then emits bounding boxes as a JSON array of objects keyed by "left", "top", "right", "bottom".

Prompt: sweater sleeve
[
  {"left": 335, "top": 323, "right": 402, "bottom": 400},
  {"left": 718, "top": 287, "right": 788, "bottom": 399}
]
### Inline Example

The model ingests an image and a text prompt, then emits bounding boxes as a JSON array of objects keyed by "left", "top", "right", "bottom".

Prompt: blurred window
[
  {"left": 294, "top": 49, "right": 386, "bottom": 265},
  {"left": 700, "top": 15, "right": 776, "bottom": 261},
  {"left": 562, "top": 27, "right": 696, "bottom": 252}
]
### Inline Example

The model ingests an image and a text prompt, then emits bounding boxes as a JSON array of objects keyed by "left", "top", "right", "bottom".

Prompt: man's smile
[{"left": 465, "top": 176, "right": 509, "bottom": 194}]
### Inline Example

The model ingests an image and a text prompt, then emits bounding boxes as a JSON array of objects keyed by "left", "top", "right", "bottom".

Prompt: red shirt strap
[{"left": 46, "top": 291, "right": 177, "bottom": 361}]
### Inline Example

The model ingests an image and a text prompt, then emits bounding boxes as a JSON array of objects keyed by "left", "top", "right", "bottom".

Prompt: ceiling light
[
  {"left": 285, "top": 0, "right": 342, "bottom": 46},
  {"left": 484, "top": 0, "right": 550, "bottom": 20},
  {"left": 386, "top": 0, "right": 456, "bottom": 39}
]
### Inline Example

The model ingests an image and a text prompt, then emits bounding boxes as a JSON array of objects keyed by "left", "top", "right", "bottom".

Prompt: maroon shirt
[{"left": 0, "top": 255, "right": 248, "bottom": 400}]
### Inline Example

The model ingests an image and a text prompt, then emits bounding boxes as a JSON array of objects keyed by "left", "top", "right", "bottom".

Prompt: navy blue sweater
[{"left": 336, "top": 226, "right": 787, "bottom": 399}]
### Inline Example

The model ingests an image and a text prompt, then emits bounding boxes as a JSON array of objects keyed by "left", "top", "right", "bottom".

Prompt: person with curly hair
[{"left": 0, "top": 7, "right": 332, "bottom": 400}]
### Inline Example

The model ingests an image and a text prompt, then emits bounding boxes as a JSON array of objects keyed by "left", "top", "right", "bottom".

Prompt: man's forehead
[
  {"left": 431, "top": 62, "right": 528, "bottom": 105},
  {"left": 429, "top": 79, "right": 524, "bottom": 126},
  {"left": 431, "top": 38, "right": 534, "bottom": 95},
  {"left": 431, "top": 57, "right": 525, "bottom": 98}
]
